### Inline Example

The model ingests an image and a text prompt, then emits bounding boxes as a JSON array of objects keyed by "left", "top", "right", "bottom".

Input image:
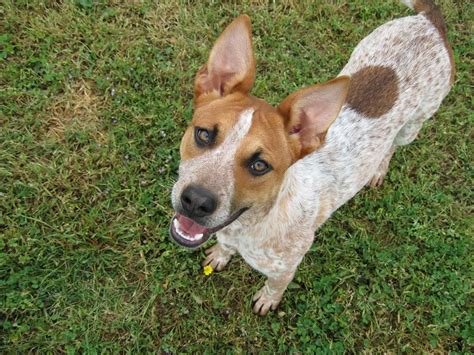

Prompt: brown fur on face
[
  {"left": 232, "top": 105, "right": 297, "bottom": 211},
  {"left": 180, "top": 91, "right": 299, "bottom": 212},
  {"left": 180, "top": 93, "right": 251, "bottom": 161},
  {"left": 180, "top": 84, "right": 349, "bottom": 215},
  {"left": 177, "top": 15, "right": 349, "bottom": 220}
]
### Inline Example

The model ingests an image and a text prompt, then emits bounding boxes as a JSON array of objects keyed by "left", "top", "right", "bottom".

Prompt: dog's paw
[
  {"left": 367, "top": 171, "right": 387, "bottom": 187},
  {"left": 252, "top": 285, "right": 282, "bottom": 316},
  {"left": 368, "top": 148, "right": 394, "bottom": 188},
  {"left": 202, "top": 244, "right": 233, "bottom": 272}
]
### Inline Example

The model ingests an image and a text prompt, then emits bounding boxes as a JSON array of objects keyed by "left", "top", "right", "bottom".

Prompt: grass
[{"left": 1, "top": 0, "right": 472, "bottom": 352}]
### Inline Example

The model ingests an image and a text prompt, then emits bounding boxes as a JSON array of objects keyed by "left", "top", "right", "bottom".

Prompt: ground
[{"left": 1, "top": 0, "right": 472, "bottom": 352}]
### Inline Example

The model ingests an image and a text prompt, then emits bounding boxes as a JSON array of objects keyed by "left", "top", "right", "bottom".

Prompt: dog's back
[
  {"left": 284, "top": 0, "right": 455, "bottom": 226},
  {"left": 341, "top": 0, "right": 454, "bottom": 121}
]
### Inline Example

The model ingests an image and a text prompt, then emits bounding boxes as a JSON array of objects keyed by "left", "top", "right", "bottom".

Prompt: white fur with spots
[{"left": 210, "top": 10, "right": 453, "bottom": 314}]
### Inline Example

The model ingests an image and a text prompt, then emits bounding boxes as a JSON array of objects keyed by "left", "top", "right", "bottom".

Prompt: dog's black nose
[{"left": 180, "top": 185, "right": 217, "bottom": 218}]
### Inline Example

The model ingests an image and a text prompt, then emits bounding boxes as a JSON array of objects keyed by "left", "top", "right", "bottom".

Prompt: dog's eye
[
  {"left": 194, "top": 127, "right": 214, "bottom": 147},
  {"left": 249, "top": 159, "right": 271, "bottom": 176}
]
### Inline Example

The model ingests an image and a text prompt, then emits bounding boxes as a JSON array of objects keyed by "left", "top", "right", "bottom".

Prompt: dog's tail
[
  {"left": 400, "top": 0, "right": 455, "bottom": 84},
  {"left": 400, "top": 0, "right": 447, "bottom": 35}
]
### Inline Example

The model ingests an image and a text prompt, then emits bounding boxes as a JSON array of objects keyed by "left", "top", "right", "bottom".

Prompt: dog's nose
[{"left": 180, "top": 185, "right": 217, "bottom": 218}]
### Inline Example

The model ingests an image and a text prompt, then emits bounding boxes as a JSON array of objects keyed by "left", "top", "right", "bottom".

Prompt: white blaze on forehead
[
  {"left": 179, "top": 107, "right": 255, "bottom": 173},
  {"left": 216, "top": 108, "right": 255, "bottom": 172},
  {"left": 231, "top": 108, "right": 255, "bottom": 143},
  {"left": 187, "top": 108, "right": 255, "bottom": 167},
  {"left": 173, "top": 108, "right": 255, "bottom": 227}
]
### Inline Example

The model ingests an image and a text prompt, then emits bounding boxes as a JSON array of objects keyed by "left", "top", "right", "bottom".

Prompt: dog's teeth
[
  {"left": 184, "top": 234, "right": 195, "bottom": 241},
  {"left": 173, "top": 217, "right": 205, "bottom": 242}
]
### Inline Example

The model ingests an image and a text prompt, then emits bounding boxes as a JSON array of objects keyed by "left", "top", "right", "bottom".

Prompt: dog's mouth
[{"left": 169, "top": 208, "right": 248, "bottom": 248}]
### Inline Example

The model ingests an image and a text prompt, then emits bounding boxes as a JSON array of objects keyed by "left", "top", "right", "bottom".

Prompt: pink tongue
[{"left": 177, "top": 214, "right": 209, "bottom": 236}]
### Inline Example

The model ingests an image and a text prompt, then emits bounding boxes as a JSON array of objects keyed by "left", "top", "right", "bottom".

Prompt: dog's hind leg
[
  {"left": 393, "top": 116, "right": 426, "bottom": 147},
  {"left": 368, "top": 108, "right": 430, "bottom": 188},
  {"left": 202, "top": 242, "right": 236, "bottom": 272}
]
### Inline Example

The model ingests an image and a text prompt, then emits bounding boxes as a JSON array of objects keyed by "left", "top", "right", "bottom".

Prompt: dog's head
[{"left": 170, "top": 15, "right": 350, "bottom": 248}]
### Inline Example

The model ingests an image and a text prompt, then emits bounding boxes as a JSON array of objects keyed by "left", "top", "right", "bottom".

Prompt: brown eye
[
  {"left": 195, "top": 127, "right": 214, "bottom": 147},
  {"left": 249, "top": 159, "right": 271, "bottom": 176}
]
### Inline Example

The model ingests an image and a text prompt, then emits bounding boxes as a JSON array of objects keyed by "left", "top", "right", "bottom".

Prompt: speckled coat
[{"left": 171, "top": 0, "right": 454, "bottom": 315}]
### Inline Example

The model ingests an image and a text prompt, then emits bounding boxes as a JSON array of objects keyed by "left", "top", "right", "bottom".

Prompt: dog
[{"left": 169, "top": 0, "right": 455, "bottom": 315}]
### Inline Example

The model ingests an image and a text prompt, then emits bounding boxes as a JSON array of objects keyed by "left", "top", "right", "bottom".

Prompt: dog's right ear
[
  {"left": 194, "top": 15, "right": 255, "bottom": 101},
  {"left": 278, "top": 76, "right": 350, "bottom": 160}
]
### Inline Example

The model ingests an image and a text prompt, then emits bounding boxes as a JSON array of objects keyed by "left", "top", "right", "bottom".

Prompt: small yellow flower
[{"left": 203, "top": 264, "right": 213, "bottom": 276}]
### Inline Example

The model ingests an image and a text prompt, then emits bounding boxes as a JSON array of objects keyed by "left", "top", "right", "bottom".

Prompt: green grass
[{"left": 1, "top": 0, "right": 473, "bottom": 352}]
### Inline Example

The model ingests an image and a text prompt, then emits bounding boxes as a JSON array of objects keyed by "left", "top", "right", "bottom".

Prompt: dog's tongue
[{"left": 177, "top": 214, "right": 209, "bottom": 236}]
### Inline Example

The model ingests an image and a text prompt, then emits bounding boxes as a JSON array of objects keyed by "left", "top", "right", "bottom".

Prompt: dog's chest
[{"left": 217, "top": 228, "right": 292, "bottom": 275}]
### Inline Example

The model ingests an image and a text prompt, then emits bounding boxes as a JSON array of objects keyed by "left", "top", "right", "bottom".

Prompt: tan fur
[
  {"left": 233, "top": 106, "right": 295, "bottom": 211},
  {"left": 180, "top": 93, "right": 249, "bottom": 161},
  {"left": 346, "top": 66, "right": 399, "bottom": 118},
  {"left": 180, "top": 91, "right": 299, "bottom": 212}
]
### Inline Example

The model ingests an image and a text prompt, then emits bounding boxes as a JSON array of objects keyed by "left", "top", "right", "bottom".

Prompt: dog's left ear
[
  {"left": 278, "top": 76, "right": 350, "bottom": 159},
  {"left": 194, "top": 15, "right": 255, "bottom": 100}
]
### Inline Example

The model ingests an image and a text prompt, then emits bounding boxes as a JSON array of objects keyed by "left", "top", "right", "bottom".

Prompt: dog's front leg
[
  {"left": 252, "top": 271, "right": 295, "bottom": 316},
  {"left": 250, "top": 230, "right": 313, "bottom": 315},
  {"left": 202, "top": 242, "right": 236, "bottom": 272}
]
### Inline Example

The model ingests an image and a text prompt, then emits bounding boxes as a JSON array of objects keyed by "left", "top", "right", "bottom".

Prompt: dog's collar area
[{"left": 169, "top": 208, "right": 249, "bottom": 249}]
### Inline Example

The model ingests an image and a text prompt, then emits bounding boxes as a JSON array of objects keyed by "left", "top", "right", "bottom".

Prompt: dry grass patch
[{"left": 46, "top": 79, "right": 107, "bottom": 142}]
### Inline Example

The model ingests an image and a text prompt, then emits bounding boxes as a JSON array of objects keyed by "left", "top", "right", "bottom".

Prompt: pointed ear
[
  {"left": 278, "top": 76, "right": 350, "bottom": 159},
  {"left": 194, "top": 15, "right": 255, "bottom": 100}
]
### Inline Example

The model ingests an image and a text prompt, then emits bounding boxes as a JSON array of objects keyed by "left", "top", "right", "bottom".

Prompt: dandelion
[{"left": 203, "top": 264, "right": 213, "bottom": 276}]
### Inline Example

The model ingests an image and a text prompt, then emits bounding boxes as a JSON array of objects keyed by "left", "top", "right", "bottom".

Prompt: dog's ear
[
  {"left": 194, "top": 15, "right": 255, "bottom": 100},
  {"left": 278, "top": 76, "right": 350, "bottom": 159}
]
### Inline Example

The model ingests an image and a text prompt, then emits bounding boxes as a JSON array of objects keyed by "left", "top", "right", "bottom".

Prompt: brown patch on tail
[
  {"left": 346, "top": 66, "right": 399, "bottom": 118},
  {"left": 413, "top": 0, "right": 455, "bottom": 84}
]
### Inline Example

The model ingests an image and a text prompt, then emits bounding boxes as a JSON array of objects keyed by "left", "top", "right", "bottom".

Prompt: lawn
[{"left": 1, "top": 0, "right": 472, "bottom": 352}]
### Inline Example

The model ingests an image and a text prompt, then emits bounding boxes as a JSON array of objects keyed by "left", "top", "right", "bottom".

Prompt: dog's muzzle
[{"left": 169, "top": 208, "right": 249, "bottom": 249}]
